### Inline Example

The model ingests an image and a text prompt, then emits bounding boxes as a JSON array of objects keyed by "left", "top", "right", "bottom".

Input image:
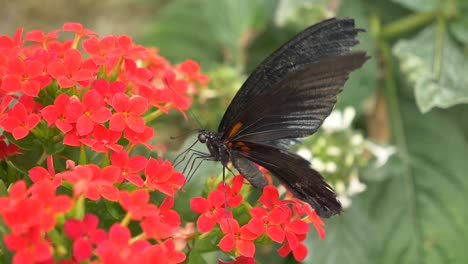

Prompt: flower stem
[
  {"left": 36, "top": 148, "right": 48, "bottom": 165},
  {"left": 102, "top": 151, "right": 110, "bottom": 167},
  {"left": 109, "top": 56, "right": 124, "bottom": 82},
  {"left": 381, "top": 12, "right": 436, "bottom": 40},
  {"left": 433, "top": 14, "right": 446, "bottom": 80},
  {"left": 79, "top": 144, "right": 87, "bottom": 165},
  {"left": 130, "top": 233, "right": 147, "bottom": 243},
  {"left": 120, "top": 212, "right": 132, "bottom": 226},
  {"left": 372, "top": 15, "right": 422, "bottom": 260},
  {"left": 143, "top": 109, "right": 164, "bottom": 123}
]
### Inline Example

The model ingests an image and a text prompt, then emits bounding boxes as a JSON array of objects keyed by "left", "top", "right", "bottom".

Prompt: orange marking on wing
[
  {"left": 227, "top": 122, "right": 243, "bottom": 138},
  {"left": 233, "top": 141, "right": 250, "bottom": 153}
]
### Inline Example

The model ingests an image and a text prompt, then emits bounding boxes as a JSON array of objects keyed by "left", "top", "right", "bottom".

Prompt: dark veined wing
[
  {"left": 229, "top": 141, "right": 341, "bottom": 218},
  {"left": 219, "top": 18, "right": 363, "bottom": 134},
  {"left": 225, "top": 52, "right": 368, "bottom": 143}
]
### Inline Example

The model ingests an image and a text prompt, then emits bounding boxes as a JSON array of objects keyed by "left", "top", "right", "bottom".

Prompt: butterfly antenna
[
  {"left": 188, "top": 108, "right": 203, "bottom": 129},
  {"left": 170, "top": 128, "right": 199, "bottom": 140}
]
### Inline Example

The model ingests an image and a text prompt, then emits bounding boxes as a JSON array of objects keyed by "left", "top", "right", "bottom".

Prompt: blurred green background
[{"left": 3, "top": 0, "right": 468, "bottom": 263}]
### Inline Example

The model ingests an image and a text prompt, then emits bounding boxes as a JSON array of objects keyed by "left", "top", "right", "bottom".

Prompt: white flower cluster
[{"left": 297, "top": 107, "right": 395, "bottom": 208}]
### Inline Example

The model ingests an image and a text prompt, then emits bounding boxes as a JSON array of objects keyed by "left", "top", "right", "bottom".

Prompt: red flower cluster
[
  {"left": 0, "top": 180, "right": 72, "bottom": 263},
  {"left": 0, "top": 23, "right": 207, "bottom": 263},
  {"left": 191, "top": 175, "right": 326, "bottom": 262}
]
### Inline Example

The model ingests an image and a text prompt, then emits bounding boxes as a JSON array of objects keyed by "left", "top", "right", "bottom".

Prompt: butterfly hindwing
[
  {"left": 230, "top": 141, "right": 341, "bottom": 218},
  {"left": 231, "top": 154, "right": 267, "bottom": 190}
]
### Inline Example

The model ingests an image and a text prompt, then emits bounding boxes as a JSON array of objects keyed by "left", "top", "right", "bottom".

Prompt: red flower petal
[
  {"left": 197, "top": 214, "right": 216, "bottom": 233},
  {"left": 90, "top": 107, "right": 111, "bottom": 123},
  {"left": 57, "top": 76, "right": 76, "bottom": 88},
  {"left": 292, "top": 243, "right": 307, "bottom": 262},
  {"left": 128, "top": 96, "right": 148, "bottom": 115},
  {"left": 21, "top": 80, "right": 40, "bottom": 96},
  {"left": 266, "top": 226, "right": 285, "bottom": 243},
  {"left": 109, "top": 113, "right": 126, "bottom": 131},
  {"left": 1, "top": 117, "right": 21, "bottom": 132},
  {"left": 287, "top": 220, "right": 309, "bottom": 234},
  {"left": 74, "top": 69, "right": 94, "bottom": 81},
  {"left": 40, "top": 105, "right": 59, "bottom": 124},
  {"left": 26, "top": 114, "right": 40, "bottom": 129},
  {"left": 73, "top": 238, "right": 93, "bottom": 261},
  {"left": 128, "top": 156, "right": 147, "bottom": 173},
  {"left": 63, "top": 49, "right": 82, "bottom": 73},
  {"left": 246, "top": 218, "right": 264, "bottom": 236},
  {"left": 12, "top": 127, "right": 29, "bottom": 140},
  {"left": 125, "top": 173, "right": 144, "bottom": 187},
  {"left": 1, "top": 76, "right": 22, "bottom": 93},
  {"left": 125, "top": 116, "right": 145, "bottom": 133},
  {"left": 76, "top": 116, "right": 94, "bottom": 136},
  {"left": 236, "top": 240, "right": 255, "bottom": 257},
  {"left": 190, "top": 197, "right": 209, "bottom": 213},
  {"left": 26, "top": 60, "right": 44, "bottom": 78},
  {"left": 111, "top": 93, "right": 129, "bottom": 112},
  {"left": 218, "top": 234, "right": 235, "bottom": 252},
  {"left": 47, "top": 62, "right": 68, "bottom": 78}
]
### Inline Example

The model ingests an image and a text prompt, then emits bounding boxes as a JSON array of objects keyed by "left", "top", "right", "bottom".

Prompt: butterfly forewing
[
  {"left": 226, "top": 52, "right": 368, "bottom": 143},
  {"left": 219, "top": 18, "right": 364, "bottom": 135}
]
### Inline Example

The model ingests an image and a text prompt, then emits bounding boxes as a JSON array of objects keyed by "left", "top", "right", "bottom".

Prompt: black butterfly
[{"left": 194, "top": 18, "right": 368, "bottom": 218}]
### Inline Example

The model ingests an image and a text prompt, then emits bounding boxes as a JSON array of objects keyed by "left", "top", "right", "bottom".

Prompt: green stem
[
  {"left": 68, "top": 195, "right": 86, "bottom": 219},
  {"left": 108, "top": 56, "right": 124, "bottom": 82},
  {"left": 71, "top": 34, "right": 81, "bottom": 49},
  {"left": 102, "top": 151, "right": 110, "bottom": 167},
  {"left": 130, "top": 233, "right": 147, "bottom": 243},
  {"left": 125, "top": 143, "right": 136, "bottom": 155},
  {"left": 97, "top": 64, "right": 107, "bottom": 79},
  {"left": 143, "top": 109, "right": 165, "bottom": 123},
  {"left": 433, "top": 15, "right": 446, "bottom": 80},
  {"left": 79, "top": 144, "right": 87, "bottom": 165},
  {"left": 120, "top": 212, "right": 132, "bottom": 226},
  {"left": 36, "top": 149, "right": 48, "bottom": 165},
  {"left": 373, "top": 16, "right": 422, "bottom": 260},
  {"left": 381, "top": 12, "right": 436, "bottom": 40}
]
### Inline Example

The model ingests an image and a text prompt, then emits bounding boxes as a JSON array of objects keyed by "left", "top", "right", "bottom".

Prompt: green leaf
[
  {"left": 304, "top": 202, "right": 378, "bottom": 264},
  {"left": 391, "top": 0, "right": 439, "bottom": 12},
  {"left": 449, "top": 15, "right": 468, "bottom": 44},
  {"left": 393, "top": 25, "right": 468, "bottom": 113},
  {"left": 144, "top": 0, "right": 269, "bottom": 68},
  {"left": 364, "top": 101, "right": 468, "bottom": 264}
]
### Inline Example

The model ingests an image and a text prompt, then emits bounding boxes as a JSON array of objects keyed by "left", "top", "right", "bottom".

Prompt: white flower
[
  {"left": 311, "top": 158, "right": 325, "bottom": 172},
  {"left": 297, "top": 148, "right": 312, "bottom": 161},
  {"left": 347, "top": 172, "right": 366, "bottom": 196},
  {"left": 334, "top": 181, "right": 346, "bottom": 195},
  {"left": 343, "top": 107, "right": 356, "bottom": 128},
  {"left": 326, "top": 146, "right": 342, "bottom": 156},
  {"left": 322, "top": 107, "right": 356, "bottom": 132},
  {"left": 337, "top": 194, "right": 352, "bottom": 208},
  {"left": 325, "top": 161, "right": 337, "bottom": 173},
  {"left": 365, "top": 141, "right": 396, "bottom": 167},
  {"left": 350, "top": 134, "right": 364, "bottom": 146}
]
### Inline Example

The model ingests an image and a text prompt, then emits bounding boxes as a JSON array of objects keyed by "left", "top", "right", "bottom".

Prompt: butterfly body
[{"left": 197, "top": 18, "right": 368, "bottom": 218}]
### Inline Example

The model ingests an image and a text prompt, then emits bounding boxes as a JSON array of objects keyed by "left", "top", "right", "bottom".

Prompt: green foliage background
[
  {"left": 0, "top": 0, "right": 466, "bottom": 263},
  {"left": 142, "top": 0, "right": 468, "bottom": 263}
]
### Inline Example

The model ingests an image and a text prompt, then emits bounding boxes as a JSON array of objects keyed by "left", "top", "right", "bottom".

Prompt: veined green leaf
[{"left": 393, "top": 26, "right": 468, "bottom": 113}]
